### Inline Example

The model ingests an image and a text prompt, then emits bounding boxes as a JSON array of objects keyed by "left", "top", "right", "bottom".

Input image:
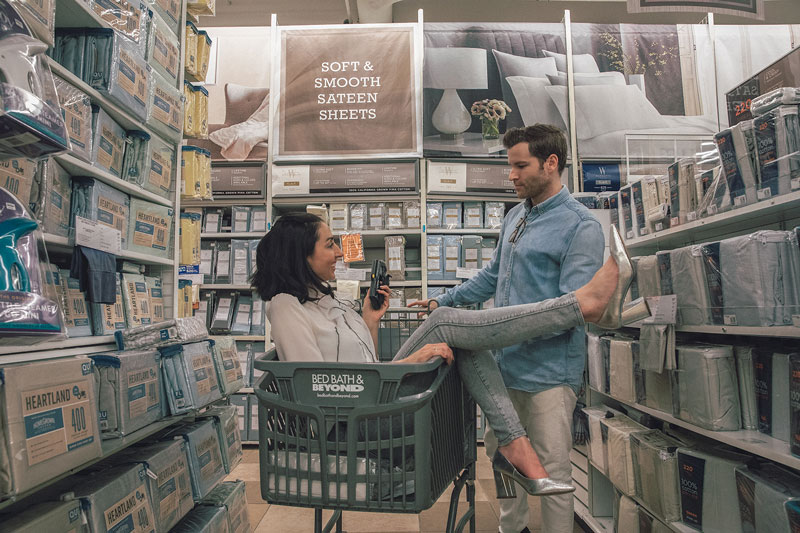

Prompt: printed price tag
[
  {"left": 336, "top": 268, "right": 367, "bottom": 281},
  {"left": 686, "top": 211, "right": 698, "bottom": 222},
  {"left": 734, "top": 195, "right": 747, "bottom": 206},
  {"left": 655, "top": 222, "right": 664, "bottom": 232},
  {"left": 757, "top": 187, "right": 772, "bottom": 200},
  {"left": 792, "top": 177, "right": 800, "bottom": 191},
  {"left": 642, "top": 295, "right": 677, "bottom": 325},
  {"left": 626, "top": 230, "right": 634, "bottom": 240},
  {"left": 75, "top": 216, "right": 121, "bottom": 255},
  {"left": 456, "top": 267, "right": 481, "bottom": 279},
  {"left": 670, "top": 217, "right": 680, "bottom": 227},
  {"left": 724, "top": 314, "right": 738, "bottom": 326},
  {"left": 792, "top": 315, "right": 800, "bottom": 327}
]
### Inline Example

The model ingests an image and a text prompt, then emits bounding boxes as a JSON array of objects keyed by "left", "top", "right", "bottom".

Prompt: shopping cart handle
[{"left": 253, "top": 347, "right": 280, "bottom": 371}]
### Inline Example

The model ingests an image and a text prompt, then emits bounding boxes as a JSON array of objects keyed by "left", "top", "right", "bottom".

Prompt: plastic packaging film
[
  {"left": 463, "top": 201, "right": 483, "bottom": 228},
  {"left": 426, "top": 202, "right": 442, "bottom": 229},
  {"left": 231, "top": 294, "right": 251, "bottom": 334},
  {"left": 443, "top": 235, "right": 460, "bottom": 280},
  {"left": 143, "top": 133, "right": 176, "bottom": 199},
  {"left": 734, "top": 345, "right": 759, "bottom": 431},
  {"left": 403, "top": 200, "right": 421, "bottom": 229},
  {"left": 0, "top": 357, "right": 102, "bottom": 499},
  {"left": 90, "top": 105, "right": 127, "bottom": 177},
  {"left": 53, "top": 74, "right": 93, "bottom": 161},
  {"left": 187, "top": 0, "right": 215, "bottom": 17},
  {"left": 128, "top": 198, "right": 173, "bottom": 258},
  {"left": 0, "top": 3, "right": 69, "bottom": 159},
  {"left": 753, "top": 347, "right": 791, "bottom": 442},
  {"left": 485, "top": 201, "right": 505, "bottom": 229},
  {"left": 210, "top": 336, "right": 244, "bottom": 396},
  {"left": 90, "top": 0, "right": 147, "bottom": 48},
  {"left": 581, "top": 404, "right": 624, "bottom": 476},
  {"left": 426, "top": 234, "right": 444, "bottom": 280},
  {"left": 329, "top": 203, "right": 348, "bottom": 231},
  {"left": 442, "top": 201, "right": 462, "bottom": 229},
  {"left": 385, "top": 202, "right": 404, "bottom": 229},
  {"left": 751, "top": 87, "right": 800, "bottom": 117},
  {"left": 460, "top": 235, "right": 481, "bottom": 271},
  {"left": 600, "top": 413, "right": 647, "bottom": 496},
  {"left": 0, "top": 158, "right": 38, "bottom": 216},
  {"left": 0, "top": 498, "right": 89, "bottom": 532},
  {"left": 200, "top": 407, "right": 243, "bottom": 475},
  {"left": 735, "top": 463, "right": 800, "bottom": 533},
  {"left": 630, "top": 429, "right": 682, "bottom": 523},
  {"left": 170, "top": 504, "right": 227, "bottom": 533},
  {"left": 115, "top": 316, "right": 208, "bottom": 350},
  {"left": 58, "top": 268, "right": 92, "bottom": 337},
  {"left": 674, "top": 344, "right": 741, "bottom": 431},
  {"left": 70, "top": 177, "right": 131, "bottom": 248},
  {"left": 192, "top": 84, "right": 209, "bottom": 138},
  {"left": 147, "top": 69, "right": 184, "bottom": 141},
  {"left": 385, "top": 235, "right": 406, "bottom": 281},
  {"left": 181, "top": 145, "right": 201, "bottom": 199},
  {"left": 145, "top": 0, "right": 181, "bottom": 37},
  {"left": 146, "top": 9, "right": 180, "bottom": 85},
  {"left": 9, "top": 0, "right": 55, "bottom": 46},
  {"left": 230, "top": 239, "right": 250, "bottom": 285},
  {"left": 160, "top": 419, "right": 226, "bottom": 500},
  {"left": 232, "top": 206, "right": 250, "bottom": 232}
]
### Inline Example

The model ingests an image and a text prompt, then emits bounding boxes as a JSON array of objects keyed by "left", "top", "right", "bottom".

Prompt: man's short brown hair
[{"left": 503, "top": 124, "right": 567, "bottom": 173}]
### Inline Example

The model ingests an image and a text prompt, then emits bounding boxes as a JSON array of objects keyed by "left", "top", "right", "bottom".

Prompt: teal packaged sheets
[
  {"left": 128, "top": 198, "right": 173, "bottom": 258},
  {"left": 41, "top": 160, "right": 72, "bottom": 238},
  {"left": 158, "top": 340, "right": 222, "bottom": 413},
  {"left": 0, "top": 498, "right": 88, "bottom": 533},
  {"left": 147, "top": 69, "right": 183, "bottom": 142},
  {"left": 116, "top": 439, "right": 194, "bottom": 532},
  {"left": 199, "top": 405, "right": 243, "bottom": 474},
  {"left": 210, "top": 336, "right": 244, "bottom": 396},
  {"left": 89, "top": 349, "right": 162, "bottom": 438},
  {"left": 71, "top": 177, "right": 131, "bottom": 249},
  {"left": 170, "top": 504, "right": 229, "bottom": 533},
  {"left": 63, "top": 462, "right": 156, "bottom": 533},
  {"left": 161, "top": 419, "right": 227, "bottom": 501},
  {"left": 90, "top": 105, "right": 126, "bottom": 177},
  {"left": 200, "top": 480, "right": 250, "bottom": 533},
  {"left": 146, "top": 10, "right": 180, "bottom": 86}
]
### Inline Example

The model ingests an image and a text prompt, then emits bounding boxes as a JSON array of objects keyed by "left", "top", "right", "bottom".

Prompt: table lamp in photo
[{"left": 424, "top": 47, "right": 488, "bottom": 139}]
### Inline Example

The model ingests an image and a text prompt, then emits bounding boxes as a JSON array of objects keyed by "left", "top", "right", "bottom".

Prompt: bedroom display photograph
[{"left": 424, "top": 47, "right": 489, "bottom": 139}]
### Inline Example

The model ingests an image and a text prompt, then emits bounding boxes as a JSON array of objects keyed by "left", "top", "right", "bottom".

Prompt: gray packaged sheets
[
  {"left": 635, "top": 255, "right": 661, "bottom": 298},
  {"left": 631, "top": 430, "right": 681, "bottom": 523},
  {"left": 115, "top": 316, "right": 208, "bottom": 351},
  {"left": 720, "top": 230, "right": 800, "bottom": 326},
  {"left": 668, "top": 245, "right": 712, "bottom": 325},
  {"left": 734, "top": 345, "right": 758, "bottom": 430},
  {"left": 117, "top": 439, "right": 194, "bottom": 532},
  {"left": 0, "top": 498, "right": 88, "bottom": 533},
  {"left": 211, "top": 336, "right": 245, "bottom": 396},
  {"left": 158, "top": 340, "right": 221, "bottom": 414},
  {"left": 674, "top": 344, "right": 740, "bottom": 431},
  {"left": 90, "top": 105, "right": 126, "bottom": 178},
  {"left": 161, "top": 419, "right": 227, "bottom": 501},
  {"left": 678, "top": 446, "right": 748, "bottom": 533},
  {"left": 200, "top": 480, "right": 250, "bottom": 533},
  {"left": 65, "top": 462, "right": 156, "bottom": 533},
  {"left": 89, "top": 350, "right": 163, "bottom": 438},
  {"left": 71, "top": 177, "right": 131, "bottom": 249},
  {"left": 0, "top": 357, "right": 101, "bottom": 498},
  {"left": 736, "top": 463, "right": 800, "bottom": 533},
  {"left": 199, "top": 405, "right": 243, "bottom": 474}
]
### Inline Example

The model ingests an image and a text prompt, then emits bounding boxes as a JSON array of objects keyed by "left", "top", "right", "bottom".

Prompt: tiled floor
[{"left": 227, "top": 445, "right": 588, "bottom": 533}]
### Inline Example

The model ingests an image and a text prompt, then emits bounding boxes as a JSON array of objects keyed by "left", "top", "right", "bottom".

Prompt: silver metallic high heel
[
  {"left": 491, "top": 450, "right": 576, "bottom": 498},
  {"left": 594, "top": 226, "right": 635, "bottom": 330}
]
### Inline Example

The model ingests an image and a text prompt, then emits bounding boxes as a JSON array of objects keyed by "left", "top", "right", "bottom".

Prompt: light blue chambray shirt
[{"left": 436, "top": 186, "right": 604, "bottom": 394}]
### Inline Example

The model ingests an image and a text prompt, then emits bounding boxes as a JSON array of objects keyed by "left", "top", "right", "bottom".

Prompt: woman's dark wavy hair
[{"left": 250, "top": 212, "right": 333, "bottom": 303}]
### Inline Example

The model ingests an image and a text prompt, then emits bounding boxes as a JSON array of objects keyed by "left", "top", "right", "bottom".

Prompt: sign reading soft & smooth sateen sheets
[{"left": 274, "top": 24, "right": 421, "bottom": 160}]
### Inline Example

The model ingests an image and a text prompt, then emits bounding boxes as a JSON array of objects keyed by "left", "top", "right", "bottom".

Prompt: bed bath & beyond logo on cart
[{"left": 311, "top": 373, "right": 365, "bottom": 394}]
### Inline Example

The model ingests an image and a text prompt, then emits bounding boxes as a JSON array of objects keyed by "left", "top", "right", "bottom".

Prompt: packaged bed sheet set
[
  {"left": 71, "top": 177, "right": 131, "bottom": 248},
  {"left": 199, "top": 405, "right": 243, "bottom": 474},
  {"left": 0, "top": 498, "right": 88, "bottom": 532},
  {"left": 158, "top": 340, "right": 221, "bottom": 414},
  {"left": 160, "top": 419, "right": 226, "bottom": 501},
  {"left": 128, "top": 198, "right": 173, "bottom": 258},
  {"left": 200, "top": 480, "right": 250, "bottom": 533}
]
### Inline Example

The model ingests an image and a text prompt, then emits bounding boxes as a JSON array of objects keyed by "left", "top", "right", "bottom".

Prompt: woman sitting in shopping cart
[{"left": 251, "top": 212, "right": 632, "bottom": 498}]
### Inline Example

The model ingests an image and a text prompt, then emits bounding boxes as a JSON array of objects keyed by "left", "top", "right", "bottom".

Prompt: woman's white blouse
[{"left": 266, "top": 293, "right": 378, "bottom": 363}]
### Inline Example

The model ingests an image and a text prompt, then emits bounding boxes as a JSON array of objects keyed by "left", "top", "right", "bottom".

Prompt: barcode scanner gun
[{"left": 369, "top": 259, "right": 390, "bottom": 310}]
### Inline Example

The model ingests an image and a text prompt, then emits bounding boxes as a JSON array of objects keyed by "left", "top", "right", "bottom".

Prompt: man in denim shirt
[{"left": 422, "top": 125, "right": 604, "bottom": 533}]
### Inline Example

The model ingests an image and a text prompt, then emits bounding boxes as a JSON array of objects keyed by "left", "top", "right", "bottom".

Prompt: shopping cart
[{"left": 253, "top": 310, "right": 477, "bottom": 533}]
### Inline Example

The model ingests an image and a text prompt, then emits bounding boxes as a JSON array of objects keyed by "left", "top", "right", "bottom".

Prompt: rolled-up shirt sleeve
[{"left": 266, "top": 294, "right": 325, "bottom": 362}]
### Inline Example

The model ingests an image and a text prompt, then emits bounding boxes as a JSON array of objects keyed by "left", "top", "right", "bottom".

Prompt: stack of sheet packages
[
  {"left": 584, "top": 401, "right": 800, "bottom": 532},
  {"left": 617, "top": 87, "right": 800, "bottom": 239},
  {"left": 0, "top": 316, "right": 249, "bottom": 532}
]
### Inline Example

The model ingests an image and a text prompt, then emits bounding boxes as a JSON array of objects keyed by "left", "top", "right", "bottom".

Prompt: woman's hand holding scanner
[
  {"left": 408, "top": 298, "right": 438, "bottom": 319},
  {"left": 362, "top": 284, "right": 390, "bottom": 326},
  {"left": 398, "top": 342, "right": 454, "bottom": 365}
]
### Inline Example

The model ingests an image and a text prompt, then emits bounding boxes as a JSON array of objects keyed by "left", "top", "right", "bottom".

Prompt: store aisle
[{"left": 227, "top": 446, "right": 587, "bottom": 533}]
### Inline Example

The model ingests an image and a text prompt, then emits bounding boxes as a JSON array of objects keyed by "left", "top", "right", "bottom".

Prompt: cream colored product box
[
  {"left": 0, "top": 498, "right": 88, "bottom": 532},
  {"left": 0, "top": 357, "right": 101, "bottom": 498}
]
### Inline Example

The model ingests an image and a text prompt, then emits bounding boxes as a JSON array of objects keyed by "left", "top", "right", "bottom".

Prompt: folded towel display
[
  {"left": 630, "top": 430, "right": 682, "bottom": 523},
  {"left": 674, "top": 344, "right": 740, "bottom": 431},
  {"left": 734, "top": 345, "right": 759, "bottom": 430},
  {"left": 736, "top": 463, "right": 800, "bottom": 533},
  {"left": 167, "top": 502, "right": 228, "bottom": 533},
  {"left": 71, "top": 177, "right": 130, "bottom": 249},
  {"left": 60, "top": 463, "right": 156, "bottom": 533},
  {"left": 754, "top": 347, "right": 792, "bottom": 442},
  {"left": 158, "top": 340, "right": 222, "bottom": 413},
  {"left": 115, "top": 316, "right": 208, "bottom": 350},
  {"left": 600, "top": 413, "right": 647, "bottom": 496},
  {"left": 199, "top": 405, "right": 243, "bottom": 474},
  {"left": 199, "top": 481, "right": 250, "bottom": 533},
  {"left": 211, "top": 336, "right": 245, "bottom": 396},
  {"left": 0, "top": 357, "right": 102, "bottom": 499},
  {"left": 0, "top": 498, "right": 87, "bottom": 532},
  {"left": 677, "top": 446, "right": 748, "bottom": 533},
  {"left": 160, "top": 419, "right": 227, "bottom": 500},
  {"left": 121, "top": 272, "right": 153, "bottom": 328},
  {"left": 116, "top": 439, "right": 194, "bottom": 532},
  {"left": 128, "top": 198, "right": 174, "bottom": 259}
]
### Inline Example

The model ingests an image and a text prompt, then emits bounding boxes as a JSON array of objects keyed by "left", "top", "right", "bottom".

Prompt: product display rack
[
  {"left": 0, "top": 0, "right": 232, "bottom": 524},
  {"left": 576, "top": 163, "right": 800, "bottom": 532}
]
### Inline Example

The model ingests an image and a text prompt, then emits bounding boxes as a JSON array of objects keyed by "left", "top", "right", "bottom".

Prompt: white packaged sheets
[
  {"left": 677, "top": 446, "right": 748, "bottom": 533},
  {"left": 89, "top": 349, "right": 163, "bottom": 438},
  {"left": 674, "top": 344, "right": 740, "bottom": 431},
  {"left": 600, "top": 413, "right": 647, "bottom": 496},
  {"left": 582, "top": 405, "right": 623, "bottom": 476},
  {"left": 631, "top": 430, "right": 681, "bottom": 523},
  {"left": 0, "top": 357, "right": 101, "bottom": 498}
]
